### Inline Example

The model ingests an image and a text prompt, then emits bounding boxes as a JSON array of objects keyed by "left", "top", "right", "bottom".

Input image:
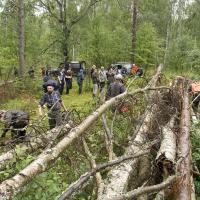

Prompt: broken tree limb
[
  {"left": 101, "top": 114, "right": 116, "bottom": 160},
  {"left": 56, "top": 148, "right": 154, "bottom": 200},
  {"left": 110, "top": 175, "right": 177, "bottom": 200},
  {"left": 0, "top": 122, "right": 73, "bottom": 171},
  {"left": 176, "top": 83, "right": 192, "bottom": 200},
  {"left": 0, "top": 86, "right": 168, "bottom": 199},
  {"left": 82, "top": 137, "right": 104, "bottom": 197}
]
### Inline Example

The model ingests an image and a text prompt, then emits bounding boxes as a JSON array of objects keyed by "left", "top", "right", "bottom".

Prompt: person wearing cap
[
  {"left": 38, "top": 83, "right": 67, "bottom": 129},
  {"left": 106, "top": 74, "right": 126, "bottom": 99},
  {"left": 99, "top": 66, "right": 107, "bottom": 92},
  {"left": 43, "top": 79, "right": 59, "bottom": 93},
  {"left": 0, "top": 110, "right": 29, "bottom": 140}
]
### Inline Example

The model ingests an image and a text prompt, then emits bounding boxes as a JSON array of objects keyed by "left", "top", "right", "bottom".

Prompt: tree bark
[
  {"left": 18, "top": 0, "right": 25, "bottom": 76},
  {"left": 156, "top": 114, "right": 177, "bottom": 173},
  {"left": 176, "top": 81, "right": 192, "bottom": 200},
  {"left": 111, "top": 176, "right": 177, "bottom": 200},
  {"left": 131, "top": 0, "right": 138, "bottom": 63}
]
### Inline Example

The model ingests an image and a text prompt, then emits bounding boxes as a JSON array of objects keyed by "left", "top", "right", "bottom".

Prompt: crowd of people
[
  {"left": 0, "top": 62, "right": 145, "bottom": 141},
  {"left": 91, "top": 64, "right": 144, "bottom": 98}
]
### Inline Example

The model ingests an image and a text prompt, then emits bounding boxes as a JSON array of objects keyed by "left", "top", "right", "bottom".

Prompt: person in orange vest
[
  {"left": 131, "top": 64, "right": 143, "bottom": 77},
  {"left": 189, "top": 80, "right": 200, "bottom": 114}
]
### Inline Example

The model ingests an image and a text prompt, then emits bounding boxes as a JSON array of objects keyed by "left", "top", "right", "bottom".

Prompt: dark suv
[{"left": 61, "top": 61, "right": 86, "bottom": 76}]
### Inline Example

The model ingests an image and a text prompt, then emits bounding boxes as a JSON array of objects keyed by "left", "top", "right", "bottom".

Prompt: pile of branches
[{"left": 0, "top": 65, "right": 196, "bottom": 200}]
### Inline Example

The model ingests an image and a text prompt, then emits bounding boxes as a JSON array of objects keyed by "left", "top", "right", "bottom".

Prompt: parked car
[{"left": 111, "top": 62, "right": 132, "bottom": 74}]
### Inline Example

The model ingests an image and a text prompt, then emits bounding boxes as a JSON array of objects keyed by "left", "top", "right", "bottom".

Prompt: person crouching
[{"left": 0, "top": 110, "right": 29, "bottom": 140}]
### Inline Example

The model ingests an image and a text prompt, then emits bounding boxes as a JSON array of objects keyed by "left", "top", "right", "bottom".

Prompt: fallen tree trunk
[
  {"left": 97, "top": 65, "right": 164, "bottom": 200},
  {"left": 0, "top": 85, "right": 167, "bottom": 199},
  {"left": 176, "top": 82, "right": 192, "bottom": 200},
  {"left": 97, "top": 104, "right": 158, "bottom": 200},
  {"left": 156, "top": 114, "right": 177, "bottom": 173},
  {"left": 154, "top": 114, "right": 177, "bottom": 200},
  {"left": 0, "top": 122, "right": 73, "bottom": 171}
]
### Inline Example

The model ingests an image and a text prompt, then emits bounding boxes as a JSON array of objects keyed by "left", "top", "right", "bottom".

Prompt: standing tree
[
  {"left": 38, "top": 0, "right": 102, "bottom": 59},
  {"left": 18, "top": 0, "right": 25, "bottom": 76},
  {"left": 131, "top": 0, "right": 138, "bottom": 63}
]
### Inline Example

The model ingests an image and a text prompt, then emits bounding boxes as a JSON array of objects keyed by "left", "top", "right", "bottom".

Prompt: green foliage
[
  {"left": 136, "top": 22, "right": 163, "bottom": 65},
  {"left": 1, "top": 0, "right": 200, "bottom": 199}
]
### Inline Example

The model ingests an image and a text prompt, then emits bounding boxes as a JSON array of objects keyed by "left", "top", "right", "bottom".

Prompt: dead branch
[
  {"left": 82, "top": 137, "right": 104, "bottom": 197},
  {"left": 111, "top": 175, "right": 177, "bottom": 200},
  {"left": 101, "top": 114, "right": 116, "bottom": 160},
  {"left": 56, "top": 149, "right": 152, "bottom": 200},
  {"left": 192, "top": 169, "right": 200, "bottom": 177}
]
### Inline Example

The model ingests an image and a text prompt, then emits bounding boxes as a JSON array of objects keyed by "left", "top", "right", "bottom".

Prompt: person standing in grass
[
  {"left": 91, "top": 68, "right": 99, "bottom": 98},
  {"left": 77, "top": 67, "right": 84, "bottom": 95},
  {"left": 39, "top": 83, "right": 67, "bottom": 129},
  {"left": 64, "top": 67, "right": 73, "bottom": 95},
  {"left": 98, "top": 66, "right": 107, "bottom": 92}
]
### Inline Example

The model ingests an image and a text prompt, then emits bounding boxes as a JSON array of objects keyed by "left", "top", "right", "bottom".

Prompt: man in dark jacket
[
  {"left": 107, "top": 74, "right": 126, "bottom": 99},
  {"left": 64, "top": 67, "right": 73, "bottom": 95},
  {"left": 0, "top": 110, "right": 29, "bottom": 139},
  {"left": 39, "top": 83, "right": 67, "bottom": 129},
  {"left": 77, "top": 68, "right": 84, "bottom": 94}
]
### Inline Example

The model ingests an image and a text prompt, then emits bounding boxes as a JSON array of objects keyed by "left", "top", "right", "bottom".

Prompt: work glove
[{"left": 38, "top": 106, "right": 43, "bottom": 117}]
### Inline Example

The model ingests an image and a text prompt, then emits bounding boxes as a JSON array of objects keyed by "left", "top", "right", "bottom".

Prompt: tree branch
[
  {"left": 82, "top": 137, "right": 104, "bottom": 197},
  {"left": 101, "top": 114, "right": 116, "bottom": 161},
  {"left": 39, "top": 0, "right": 60, "bottom": 21},
  {"left": 112, "top": 175, "right": 177, "bottom": 200},
  {"left": 70, "top": 0, "right": 102, "bottom": 27}
]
